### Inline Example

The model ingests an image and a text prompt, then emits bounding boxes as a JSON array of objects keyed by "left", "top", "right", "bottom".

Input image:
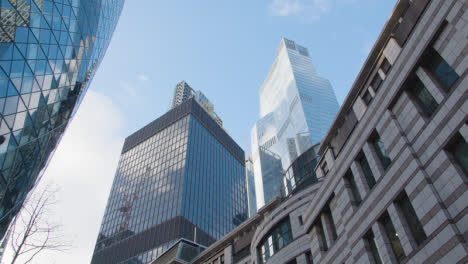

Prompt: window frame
[
  {"left": 445, "top": 132, "right": 468, "bottom": 176},
  {"left": 370, "top": 132, "right": 392, "bottom": 171},
  {"left": 394, "top": 192, "right": 427, "bottom": 246}
]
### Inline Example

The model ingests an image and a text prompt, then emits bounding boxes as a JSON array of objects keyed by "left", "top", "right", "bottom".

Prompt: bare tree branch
[{"left": 5, "top": 182, "right": 71, "bottom": 264}]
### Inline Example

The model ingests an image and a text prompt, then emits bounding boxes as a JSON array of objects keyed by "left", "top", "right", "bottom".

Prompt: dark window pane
[
  {"left": 371, "top": 133, "right": 392, "bottom": 170},
  {"left": 380, "top": 212, "right": 405, "bottom": 262},
  {"left": 381, "top": 58, "right": 391, "bottom": 74},
  {"left": 364, "top": 230, "right": 382, "bottom": 264},
  {"left": 395, "top": 192, "right": 427, "bottom": 246},
  {"left": 363, "top": 90, "right": 372, "bottom": 105},
  {"left": 424, "top": 49, "right": 459, "bottom": 90},
  {"left": 358, "top": 153, "right": 376, "bottom": 189},
  {"left": 407, "top": 76, "right": 439, "bottom": 117},
  {"left": 371, "top": 74, "right": 383, "bottom": 91},
  {"left": 316, "top": 218, "right": 328, "bottom": 251},
  {"left": 447, "top": 133, "right": 468, "bottom": 175},
  {"left": 344, "top": 170, "right": 361, "bottom": 205},
  {"left": 325, "top": 205, "right": 338, "bottom": 241},
  {"left": 305, "top": 251, "right": 314, "bottom": 264}
]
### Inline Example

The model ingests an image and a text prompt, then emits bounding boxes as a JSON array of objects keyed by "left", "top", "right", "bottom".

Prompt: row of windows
[
  {"left": 210, "top": 254, "right": 224, "bottom": 264},
  {"left": 340, "top": 131, "right": 392, "bottom": 208},
  {"left": 182, "top": 117, "right": 247, "bottom": 240},
  {"left": 97, "top": 117, "right": 190, "bottom": 249},
  {"left": 307, "top": 15, "right": 465, "bottom": 264},
  {"left": 312, "top": 131, "right": 392, "bottom": 257},
  {"left": 363, "top": 21, "right": 459, "bottom": 121},
  {"left": 363, "top": 191, "right": 427, "bottom": 263},
  {"left": 311, "top": 200, "right": 338, "bottom": 254},
  {"left": 317, "top": 55, "right": 465, "bottom": 264},
  {"left": 362, "top": 57, "right": 391, "bottom": 105},
  {"left": 402, "top": 43, "right": 459, "bottom": 121},
  {"left": 257, "top": 217, "right": 293, "bottom": 264},
  {"left": 121, "top": 239, "right": 177, "bottom": 264}
]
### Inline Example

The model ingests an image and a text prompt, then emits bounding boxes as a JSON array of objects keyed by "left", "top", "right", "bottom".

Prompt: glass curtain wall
[{"left": 0, "top": 0, "right": 124, "bottom": 237}]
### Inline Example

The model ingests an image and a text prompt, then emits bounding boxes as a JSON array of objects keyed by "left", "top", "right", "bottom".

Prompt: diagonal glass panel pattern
[{"left": 0, "top": 0, "right": 124, "bottom": 237}]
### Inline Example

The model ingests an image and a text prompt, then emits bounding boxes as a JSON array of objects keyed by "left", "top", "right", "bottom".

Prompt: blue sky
[
  {"left": 93, "top": 0, "right": 396, "bottom": 148},
  {"left": 4, "top": 0, "right": 397, "bottom": 263}
]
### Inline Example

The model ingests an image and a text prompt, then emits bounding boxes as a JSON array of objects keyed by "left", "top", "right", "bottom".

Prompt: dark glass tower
[
  {"left": 92, "top": 98, "right": 247, "bottom": 264},
  {"left": 0, "top": 0, "right": 124, "bottom": 236}
]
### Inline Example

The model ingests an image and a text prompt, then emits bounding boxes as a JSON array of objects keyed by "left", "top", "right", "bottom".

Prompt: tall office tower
[
  {"left": 170, "top": 81, "right": 223, "bottom": 127},
  {"left": 245, "top": 157, "right": 257, "bottom": 217},
  {"left": 170, "top": 81, "right": 193, "bottom": 108},
  {"left": 0, "top": 0, "right": 124, "bottom": 237},
  {"left": 251, "top": 38, "right": 339, "bottom": 208},
  {"left": 92, "top": 97, "right": 247, "bottom": 264}
]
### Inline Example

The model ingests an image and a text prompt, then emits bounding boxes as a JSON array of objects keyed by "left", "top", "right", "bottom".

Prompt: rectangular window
[
  {"left": 364, "top": 230, "right": 382, "bottom": 264},
  {"left": 395, "top": 192, "right": 427, "bottom": 246},
  {"left": 299, "top": 215, "right": 303, "bottom": 225},
  {"left": 316, "top": 218, "right": 328, "bottom": 251},
  {"left": 357, "top": 153, "right": 376, "bottom": 189},
  {"left": 446, "top": 132, "right": 468, "bottom": 175},
  {"left": 406, "top": 76, "right": 439, "bottom": 117},
  {"left": 371, "top": 74, "right": 383, "bottom": 91},
  {"left": 423, "top": 48, "right": 459, "bottom": 90},
  {"left": 344, "top": 170, "right": 361, "bottom": 205},
  {"left": 305, "top": 251, "right": 314, "bottom": 264},
  {"left": 220, "top": 254, "right": 224, "bottom": 264},
  {"left": 363, "top": 90, "right": 372, "bottom": 105},
  {"left": 379, "top": 212, "right": 405, "bottom": 262},
  {"left": 324, "top": 205, "right": 338, "bottom": 241},
  {"left": 370, "top": 133, "right": 392, "bottom": 170},
  {"left": 321, "top": 161, "right": 329, "bottom": 175},
  {"left": 380, "top": 58, "right": 391, "bottom": 74}
]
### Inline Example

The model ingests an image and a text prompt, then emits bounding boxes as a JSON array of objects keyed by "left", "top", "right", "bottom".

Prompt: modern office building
[
  {"left": 251, "top": 38, "right": 339, "bottom": 208},
  {"left": 0, "top": 0, "right": 124, "bottom": 237},
  {"left": 170, "top": 81, "right": 223, "bottom": 127},
  {"left": 245, "top": 157, "right": 256, "bottom": 218},
  {"left": 92, "top": 96, "right": 248, "bottom": 264},
  {"left": 189, "top": 0, "right": 468, "bottom": 263}
]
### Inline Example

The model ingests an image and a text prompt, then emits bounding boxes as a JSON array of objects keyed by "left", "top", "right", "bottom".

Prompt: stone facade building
[{"left": 178, "top": 0, "right": 468, "bottom": 263}]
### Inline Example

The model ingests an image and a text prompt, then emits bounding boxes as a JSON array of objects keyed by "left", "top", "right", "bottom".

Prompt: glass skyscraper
[
  {"left": 0, "top": 0, "right": 123, "bottom": 237},
  {"left": 251, "top": 38, "right": 339, "bottom": 208},
  {"left": 170, "top": 81, "right": 223, "bottom": 127},
  {"left": 92, "top": 97, "right": 247, "bottom": 264}
]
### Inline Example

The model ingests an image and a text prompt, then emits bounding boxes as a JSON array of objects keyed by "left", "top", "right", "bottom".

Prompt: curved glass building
[
  {"left": 0, "top": 0, "right": 124, "bottom": 237},
  {"left": 282, "top": 143, "right": 320, "bottom": 197}
]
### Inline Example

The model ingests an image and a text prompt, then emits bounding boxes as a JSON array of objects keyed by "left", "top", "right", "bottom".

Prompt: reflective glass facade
[
  {"left": 245, "top": 157, "right": 256, "bottom": 217},
  {"left": 92, "top": 98, "right": 247, "bottom": 264},
  {"left": 251, "top": 38, "right": 339, "bottom": 208},
  {"left": 0, "top": 0, "right": 123, "bottom": 236}
]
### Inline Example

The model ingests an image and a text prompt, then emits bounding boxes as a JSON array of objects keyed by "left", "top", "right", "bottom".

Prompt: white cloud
[
  {"left": 270, "top": 0, "right": 302, "bottom": 16},
  {"left": 137, "top": 75, "right": 148, "bottom": 81},
  {"left": 269, "top": 0, "right": 356, "bottom": 21},
  {"left": 2, "top": 90, "right": 125, "bottom": 264}
]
